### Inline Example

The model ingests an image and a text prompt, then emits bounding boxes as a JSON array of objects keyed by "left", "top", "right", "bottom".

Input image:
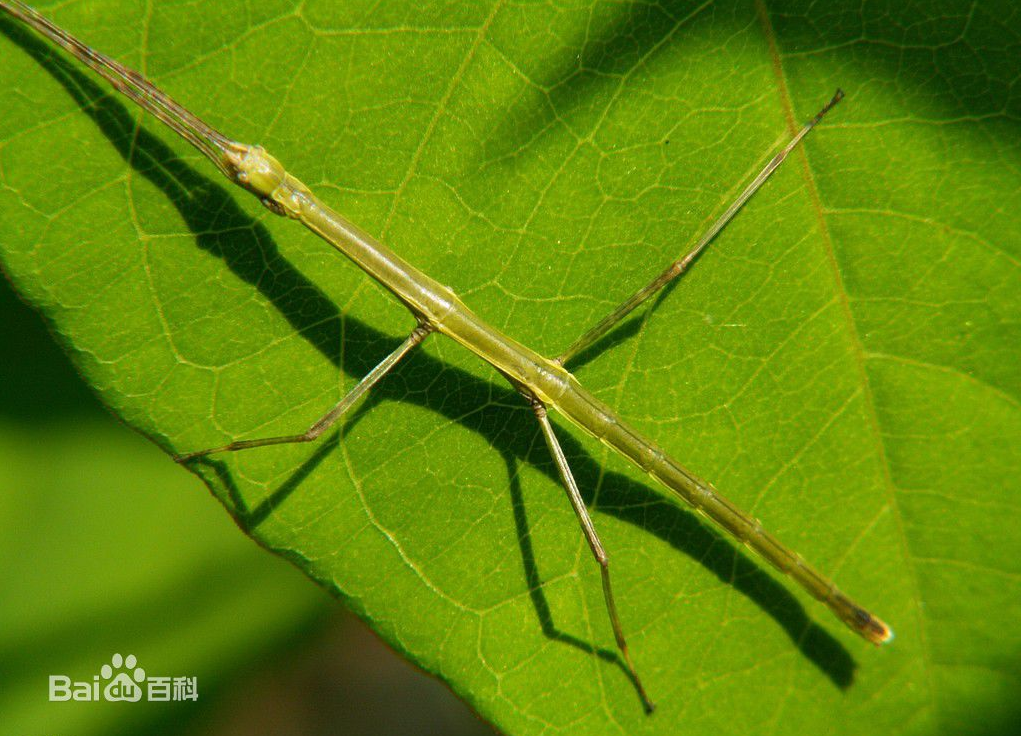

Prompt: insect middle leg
[
  {"left": 523, "top": 389, "right": 656, "bottom": 713},
  {"left": 175, "top": 321, "right": 432, "bottom": 462}
]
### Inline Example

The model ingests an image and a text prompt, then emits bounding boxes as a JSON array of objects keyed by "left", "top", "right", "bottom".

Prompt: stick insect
[{"left": 1, "top": 0, "right": 892, "bottom": 713}]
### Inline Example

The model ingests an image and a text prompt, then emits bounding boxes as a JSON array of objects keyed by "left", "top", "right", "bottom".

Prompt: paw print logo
[{"left": 101, "top": 653, "right": 146, "bottom": 702}]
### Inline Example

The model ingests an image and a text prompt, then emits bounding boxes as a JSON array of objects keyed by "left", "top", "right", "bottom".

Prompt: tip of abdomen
[{"left": 852, "top": 605, "right": 894, "bottom": 645}]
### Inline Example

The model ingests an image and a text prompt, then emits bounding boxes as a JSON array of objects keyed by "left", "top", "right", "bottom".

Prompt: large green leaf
[{"left": 2, "top": 1, "right": 1018, "bottom": 733}]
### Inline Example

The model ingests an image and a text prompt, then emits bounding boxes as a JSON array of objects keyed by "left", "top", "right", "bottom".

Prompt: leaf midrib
[{"left": 755, "top": 0, "right": 937, "bottom": 724}]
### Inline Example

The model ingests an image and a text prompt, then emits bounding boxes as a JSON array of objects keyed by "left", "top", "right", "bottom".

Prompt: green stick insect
[{"left": 0, "top": 0, "right": 892, "bottom": 713}]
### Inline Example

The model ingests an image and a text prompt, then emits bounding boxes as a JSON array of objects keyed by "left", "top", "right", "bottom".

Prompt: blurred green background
[{"left": 0, "top": 274, "right": 495, "bottom": 735}]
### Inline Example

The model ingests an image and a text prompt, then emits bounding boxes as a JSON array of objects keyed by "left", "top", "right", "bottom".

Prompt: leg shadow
[
  {"left": 502, "top": 449, "right": 651, "bottom": 709},
  {"left": 198, "top": 431, "right": 341, "bottom": 534}
]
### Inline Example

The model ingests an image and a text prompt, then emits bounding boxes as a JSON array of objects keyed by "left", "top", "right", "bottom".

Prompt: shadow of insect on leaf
[{"left": 0, "top": 15, "right": 856, "bottom": 694}]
